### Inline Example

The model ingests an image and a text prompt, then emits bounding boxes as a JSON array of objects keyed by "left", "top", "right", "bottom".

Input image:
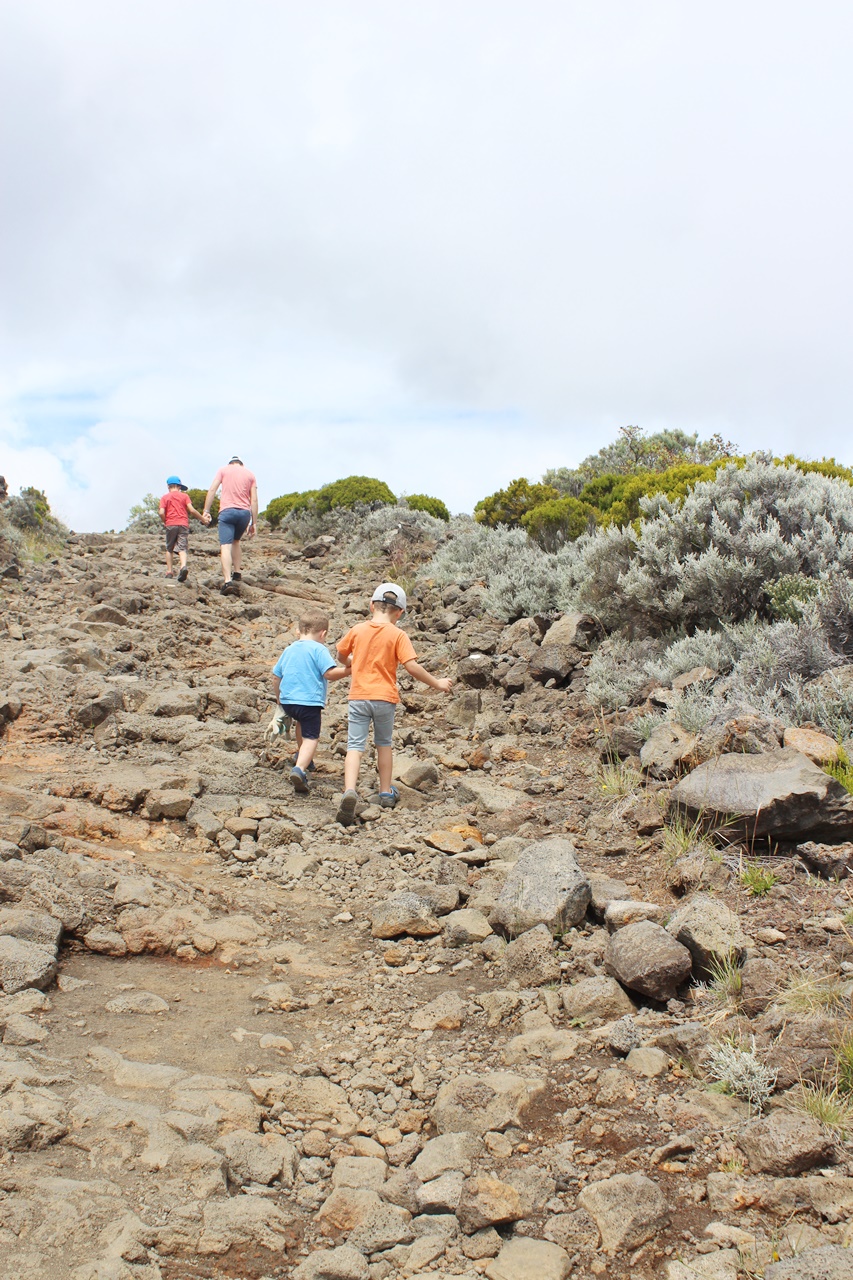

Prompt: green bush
[
  {"left": 521, "top": 495, "right": 600, "bottom": 550},
  {"left": 6, "top": 486, "right": 52, "bottom": 531},
  {"left": 474, "top": 478, "right": 559, "bottom": 528},
  {"left": 187, "top": 488, "right": 219, "bottom": 522},
  {"left": 579, "top": 462, "right": 725, "bottom": 526},
  {"left": 765, "top": 573, "right": 821, "bottom": 622},
  {"left": 262, "top": 491, "right": 317, "bottom": 528},
  {"left": 314, "top": 475, "right": 396, "bottom": 512},
  {"left": 544, "top": 426, "right": 739, "bottom": 496},
  {"left": 405, "top": 493, "right": 450, "bottom": 522}
]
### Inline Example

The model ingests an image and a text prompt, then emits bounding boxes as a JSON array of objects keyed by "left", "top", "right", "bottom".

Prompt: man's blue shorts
[{"left": 218, "top": 507, "right": 252, "bottom": 545}]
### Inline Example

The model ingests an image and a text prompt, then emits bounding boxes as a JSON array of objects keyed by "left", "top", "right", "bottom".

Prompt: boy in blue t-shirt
[{"left": 271, "top": 611, "right": 349, "bottom": 793}]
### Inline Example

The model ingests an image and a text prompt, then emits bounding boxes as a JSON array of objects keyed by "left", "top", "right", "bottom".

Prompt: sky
[{"left": 1, "top": 1, "right": 852, "bottom": 531}]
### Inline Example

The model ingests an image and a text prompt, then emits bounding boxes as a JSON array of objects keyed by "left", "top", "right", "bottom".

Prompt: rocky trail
[{"left": 1, "top": 527, "right": 852, "bottom": 1280}]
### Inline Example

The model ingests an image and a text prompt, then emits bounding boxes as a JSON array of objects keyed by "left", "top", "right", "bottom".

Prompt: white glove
[{"left": 265, "top": 707, "right": 292, "bottom": 740}]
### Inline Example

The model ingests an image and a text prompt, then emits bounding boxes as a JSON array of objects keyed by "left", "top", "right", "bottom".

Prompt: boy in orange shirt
[{"left": 334, "top": 582, "right": 453, "bottom": 825}]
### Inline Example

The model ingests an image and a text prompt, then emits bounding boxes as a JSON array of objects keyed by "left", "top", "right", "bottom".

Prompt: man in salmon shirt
[{"left": 202, "top": 456, "right": 259, "bottom": 594}]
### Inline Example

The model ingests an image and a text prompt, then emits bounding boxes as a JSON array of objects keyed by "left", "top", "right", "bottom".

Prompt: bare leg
[
  {"left": 220, "top": 543, "right": 233, "bottom": 582},
  {"left": 377, "top": 745, "right": 394, "bottom": 793},
  {"left": 165, "top": 549, "right": 174, "bottom": 574},
  {"left": 344, "top": 749, "right": 363, "bottom": 792},
  {"left": 231, "top": 540, "right": 243, "bottom": 574},
  {"left": 178, "top": 549, "right": 188, "bottom": 570},
  {"left": 296, "top": 738, "right": 319, "bottom": 770}
]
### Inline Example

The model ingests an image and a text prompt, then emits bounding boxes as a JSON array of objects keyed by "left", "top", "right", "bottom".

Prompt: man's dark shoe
[{"left": 231, "top": 571, "right": 242, "bottom": 582}]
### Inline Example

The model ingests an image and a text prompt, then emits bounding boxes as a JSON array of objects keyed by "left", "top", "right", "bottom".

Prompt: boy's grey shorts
[{"left": 347, "top": 700, "right": 396, "bottom": 750}]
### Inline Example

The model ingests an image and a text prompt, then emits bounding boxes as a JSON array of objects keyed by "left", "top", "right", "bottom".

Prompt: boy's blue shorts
[
  {"left": 218, "top": 507, "right": 252, "bottom": 544},
  {"left": 281, "top": 703, "right": 322, "bottom": 740}
]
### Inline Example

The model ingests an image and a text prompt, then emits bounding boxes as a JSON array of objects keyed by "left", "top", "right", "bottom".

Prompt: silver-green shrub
[
  {"left": 429, "top": 521, "right": 559, "bottom": 620},
  {"left": 558, "top": 458, "right": 853, "bottom": 634}
]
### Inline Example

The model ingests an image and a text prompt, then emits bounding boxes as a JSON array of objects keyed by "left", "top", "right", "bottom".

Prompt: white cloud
[{"left": 2, "top": 0, "right": 853, "bottom": 530}]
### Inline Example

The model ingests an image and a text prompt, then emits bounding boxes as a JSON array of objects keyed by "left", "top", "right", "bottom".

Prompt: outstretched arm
[
  {"left": 403, "top": 659, "right": 453, "bottom": 694},
  {"left": 202, "top": 479, "right": 219, "bottom": 524},
  {"left": 324, "top": 664, "right": 350, "bottom": 683}
]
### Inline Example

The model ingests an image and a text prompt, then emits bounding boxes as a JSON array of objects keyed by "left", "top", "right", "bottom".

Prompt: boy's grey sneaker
[
  {"left": 290, "top": 766, "right": 309, "bottom": 794},
  {"left": 336, "top": 789, "right": 360, "bottom": 826},
  {"left": 378, "top": 787, "right": 400, "bottom": 809}
]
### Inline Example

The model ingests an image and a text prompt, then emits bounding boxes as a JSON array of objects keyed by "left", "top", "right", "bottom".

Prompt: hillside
[{"left": 0, "top": 516, "right": 851, "bottom": 1280}]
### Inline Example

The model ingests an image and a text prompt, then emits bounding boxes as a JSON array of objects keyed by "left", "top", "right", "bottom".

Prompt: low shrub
[
  {"left": 521, "top": 495, "right": 600, "bottom": 551},
  {"left": 428, "top": 521, "right": 558, "bottom": 620},
  {"left": 474, "top": 478, "right": 559, "bottom": 528},
  {"left": 314, "top": 475, "right": 395, "bottom": 512},
  {"left": 404, "top": 493, "right": 450, "bottom": 522},
  {"left": 559, "top": 458, "right": 853, "bottom": 634},
  {"left": 187, "top": 488, "right": 219, "bottom": 522},
  {"left": 707, "top": 1037, "right": 777, "bottom": 1112},
  {"left": 126, "top": 494, "right": 162, "bottom": 533},
  {"left": 262, "top": 491, "right": 316, "bottom": 528},
  {"left": 765, "top": 573, "right": 821, "bottom": 622}
]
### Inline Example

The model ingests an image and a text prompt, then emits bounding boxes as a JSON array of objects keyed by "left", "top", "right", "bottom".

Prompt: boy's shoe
[
  {"left": 220, "top": 580, "right": 235, "bottom": 594},
  {"left": 336, "top": 789, "right": 360, "bottom": 826},
  {"left": 291, "top": 756, "right": 316, "bottom": 773},
  {"left": 165, "top": 571, "right": 175, "bottom": 578},
  {"left": 177, "top": 567, "right": 188, "bottom": 583},
  {"left": 378, "top": 787, "right": 400, "bottom": 809},
  {"left": 231, "top": 571, "right": 242, "bottom": 582},
  {"left": 290, "top": 766, "right": 309, "bottom": 794}
]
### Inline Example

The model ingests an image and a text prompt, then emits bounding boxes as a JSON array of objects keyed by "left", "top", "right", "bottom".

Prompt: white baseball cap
[{"left": 371, "top": 582, "right": 407, "bottom": 611}]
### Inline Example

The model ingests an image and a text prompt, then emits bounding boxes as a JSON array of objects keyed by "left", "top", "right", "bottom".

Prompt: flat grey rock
[{"left": 670, "top": 748, "right": 853, "bottom": 841}]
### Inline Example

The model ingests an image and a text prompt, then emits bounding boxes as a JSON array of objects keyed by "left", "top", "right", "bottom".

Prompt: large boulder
[
  {"left": 432, "top": 1072, "right": 545, "bottom": 1136},
  {"left": 689, "top": 713, "right": 785, "bottom": 765},
  {"left": 544, "top": 613, "right": 602, "bottom": 650},
  {"left": 579, "top": 1173, "right": 668, "bottom": 1251},
  {"left": 665, "top": 895, "right": 750, "bottom": 979},
  {"left": 490, "top": 838, "right": 590, "bottom": 938},
  {"left": 485, "top": 1238, "right": 571, "bottom": 1280},
  {"left": 605, "top": 920, "right": 692, "bottom": 1002},
  {"left": 528, "top": 644, "right": 579, "bottom": 685},
  {"left": 501, "top": 924, "right": 560, "bottom": 986},
  {"left": 640, "top": 723, "right": 697, "bottom": 779},
  {"left": 0, "top": 936, "right": 58, "bottom": 994},
  {"left": 561, "top": 976, "right": 635, "bottom": 1023},
  {"left": 670, "top": 749, "right": 853, "bottom": 842},
  {"left": 738, "top": 1111, "right": 835, "bottom": 1176},
  {"left": 764, "top": 1245, "right": 853, "bottom": 1280}
]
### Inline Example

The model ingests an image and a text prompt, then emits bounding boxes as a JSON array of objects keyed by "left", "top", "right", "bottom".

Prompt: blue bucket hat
[{"left": 166, "top": 476, "right": 188, "bottom": 491}]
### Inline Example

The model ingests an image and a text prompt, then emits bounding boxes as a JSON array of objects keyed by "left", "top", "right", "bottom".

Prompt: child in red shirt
[{"left": 159, "top": 476, "right": 205, "bottom": 582}]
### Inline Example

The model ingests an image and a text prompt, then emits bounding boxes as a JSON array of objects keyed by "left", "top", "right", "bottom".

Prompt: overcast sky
[{"left": 1, "top": 1, "right": 852, "bottom": 531}]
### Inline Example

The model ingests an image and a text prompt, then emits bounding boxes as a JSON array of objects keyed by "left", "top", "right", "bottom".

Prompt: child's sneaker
[
  {"left": 231, "top": 571, "right": 242, "bottom": 582},
  {"left": 290, "top": 766, "right": 309, "bottom": 794},
  {"left": 291, "top": 756, "right": 316, "bottom": 773},
  {"left": 177, "top": 567, "right": 188, "bottom": 583},
  {"left": 378, "top": 787, "right": 400, "bottom": 809},
  {"left": 336, "top": 789, "right": 360, "bottom": 825}
]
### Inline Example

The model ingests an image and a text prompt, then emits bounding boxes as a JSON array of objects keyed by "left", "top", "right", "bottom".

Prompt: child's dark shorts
[
  {"left": 281, "top": 703, "right": 322, "bottom": 741},
  {"left": 165, "top": 526, "right": 189, "bottom": 553}
]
